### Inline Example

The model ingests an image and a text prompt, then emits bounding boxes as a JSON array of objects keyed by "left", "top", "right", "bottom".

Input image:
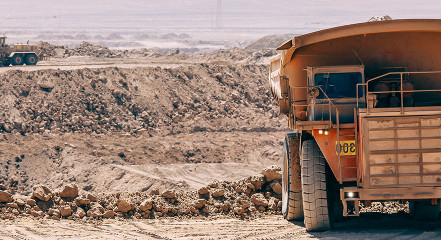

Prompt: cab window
[{"left": 314, "top": 72, "right": 362, "bottom": 99}]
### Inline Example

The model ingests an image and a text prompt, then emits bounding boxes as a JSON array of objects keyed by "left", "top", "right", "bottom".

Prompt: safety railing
[
  {"left": 357, "top": 71, "right": 441, "bottom": 114},
  {"left": 291, "top": 86, "right": 354, "bottom": 183},
  {"left": 290, "top": 85, "right": 340, "bottom": 129}
]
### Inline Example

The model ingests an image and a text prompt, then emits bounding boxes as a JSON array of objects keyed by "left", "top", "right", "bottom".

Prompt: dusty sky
[{"left": 0, "top": 0, "right": 440, "bottom": 33}]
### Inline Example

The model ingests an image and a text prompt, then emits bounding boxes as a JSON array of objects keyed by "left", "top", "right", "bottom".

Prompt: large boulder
[
  {"left": 0, "top": 191, "right": 13, "bottom": 203},
  {"left": 270, "top": 180, "right": 282, "bottom": 195},
  {"left": 161, "top": 190, "right": 176, "bottom": 199},
  {"left": 261, "top": 165, "right": 282, "bottom": 182},
  {"left": 60, "top": 206, "right": 72, "bottom": 217},
  {"left": 139, "top": 198, "right": 153, "bottom": 211},
  {"left": 116, "top": 200, "right": 131, "bottom": 212},
  {"left": 212, "top": 189, "right": 225, "bottom": 198},
  {"left": 59, "top": 184, "right": 79, "bottom": 198},
  {"left": 32, "top": 185, "right": 52, "bottom": 201},
  {"left": 103, "top": 210, "right": 115, "bottom": 218},
  {"left": 249, "top": 175, "right": 265, "bottom": 190},
  {"left": 198, "top": 187, "right": 209, "bottom": 195}
]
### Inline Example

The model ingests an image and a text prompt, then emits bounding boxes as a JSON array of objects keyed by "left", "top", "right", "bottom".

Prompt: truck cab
[{"left": 306, "top": 65, "right": 364, "bottom": 123}]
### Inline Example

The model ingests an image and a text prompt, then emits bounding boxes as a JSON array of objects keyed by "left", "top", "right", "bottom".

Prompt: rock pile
[
  {"left": 0, "top": 64, "right": 280, "bottom": 136},
  {"left": 66, "top": 42, "right": 120, "bottom": 58},
  {"left": 35, "top": 41, "right": 67, "bottom": 58},
  {"left": 0, "top": 166, "right": 283, "bottom": 220},
  {"left": 33, "top": 41, "right": 275, "bottom": 64}
]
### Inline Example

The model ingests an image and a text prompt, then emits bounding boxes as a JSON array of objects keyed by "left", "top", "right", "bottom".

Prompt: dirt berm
[{"left": 0, "top": 64, "right": 282, "bottom": 135}]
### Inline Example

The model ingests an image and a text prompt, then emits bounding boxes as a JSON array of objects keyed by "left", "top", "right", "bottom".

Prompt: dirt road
[{"left": 1, "top": 214, "right": 441, "bottom": 240}]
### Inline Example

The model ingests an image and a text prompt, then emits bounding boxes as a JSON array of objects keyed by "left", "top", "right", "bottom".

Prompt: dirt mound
[
  {"left": 33, "top": 41, "right": 277, "bottom": 64},
  {"left": 0, "top": 64, "right": 281, "bottom": 136},
  {"left": 0, "top": 63, "right": 287, "bottom": 195},
  {"left": 0, "top": 166, "right": 284, "bottom": 220},
  {"left": 67, "top": 42, "right": 120, "bottom": 58},
  {"left": 0, "top": 131, "right": 285, "bottom": 195},
  {"left": 245, "top": 34, "right": 294, "bottom": 51},
  {"left": 35, "top": 41, "right": 67, "bottom": 58}
]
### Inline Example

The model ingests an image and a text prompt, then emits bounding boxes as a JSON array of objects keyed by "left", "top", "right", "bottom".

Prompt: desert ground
[{"left": 0, "top": 40, "right": 440, "bottom": 239}]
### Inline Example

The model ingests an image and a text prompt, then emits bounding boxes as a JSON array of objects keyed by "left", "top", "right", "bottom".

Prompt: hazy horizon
[{"left": 1, "top": 0, "right": 441, "bottom": 35}]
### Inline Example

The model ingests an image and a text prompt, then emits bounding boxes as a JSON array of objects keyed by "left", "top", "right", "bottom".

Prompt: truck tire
[
  {"left": 25, "top": 53, "right": 38, "bottom": 65},
  {"left": 282, "top": 134, "right": 303, "bottom": 220},
  {"left": 327, "top": 165, "right": 343, "bottom": 223},
  {"left": 409, "top": 200, "right": 440, "bottom": 221},
  {"left": 301, "top": 139, "right": 331, "bottom": 232},
  {"left": 11, "top": 55, "right": 24, "bottom": 65}
]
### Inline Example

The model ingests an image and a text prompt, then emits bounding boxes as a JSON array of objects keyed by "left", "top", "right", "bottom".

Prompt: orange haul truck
[{"left": 270, "top": 19, "right": 441, "bottom": 231}]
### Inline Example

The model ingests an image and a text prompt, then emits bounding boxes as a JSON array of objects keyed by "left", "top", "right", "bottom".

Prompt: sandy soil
[{"left": 2, "top": 213, "right": 441, "bottom": 240}]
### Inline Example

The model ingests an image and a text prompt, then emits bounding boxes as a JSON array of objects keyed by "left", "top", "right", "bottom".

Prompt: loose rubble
[
  {"left": 0, "top": 64, "right": 281, "bottom": 136},
  {"left": 0, "top": 167, "right": 285, "bottom": 220}
]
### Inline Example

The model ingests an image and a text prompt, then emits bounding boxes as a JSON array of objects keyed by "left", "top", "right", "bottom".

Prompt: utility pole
[{"left": 215, "top": 0, "right": 223, "bottom": 30}]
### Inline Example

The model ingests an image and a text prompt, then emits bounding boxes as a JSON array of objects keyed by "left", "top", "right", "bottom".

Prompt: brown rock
[
  {"left": 208, "top": 181, "right": 219, "bottom": 188},
  {"left": 161, "top": 190, "right": 175, "bottom": 199},
  {"left": 221, "top": 201, "right": 231, "bottom": 212},
  {"left": 59, "top": 184, "right": 78, "bottom": 198},
  {"left": 60, "top": 206, "right": 72, "bottom": 217},
  {"left": 150, "top": 189, "right": 160, "bottom": 195},
  {"left": 139, "top": 199, "right": 153, "bottom": 211},
  {"left": 75, "top": 198, "right": 91, "bottom": 206},
  {"left": 86, "top": 193, "right": 97, "bottom": 202},
  {"left": 198, "top": 187, "right": 209, "bottom": 195},
  {"left": 15, "top": 199, "right": 26, "bottom": 206},
  {"left": 12, "top": 209, "right": 19, "bottom": 215},
  {"left": 250, "top": 175, "right": 265, "bottom": 190},
  {"left": 234, "top": 206, "right": 245, "bottom": 215},
  {"left": 103, "top": 210, "right": 115, "bottom": 218},
  {"left": 202, "top": 206, "right": 210, "bottom": 214},
  {"left": 0, "top": 191, "right": 13, "bottom": 203},
  {"left": 90, "top": 202, "right": 105, "bottom": 213},
  {"left": 53, "top": 209, "right": 61, "bottom": 218},
  {"left": 116, "top": 200, "right": 131, "bottom": 212},
  {"left": 75, "top": 207, "right": 86, "bottom": 218},
  {"left": 189, "top": 206, "right": 199, "bottom": 215},
  {"left": 32, "top": 185, "right": 52, "bottom": 201},
  {"left": 269, "top": 181, "right": 282, "bottom": 195},
  {"left": 193, "top": 199, "right": 206, "bottom": 209},
  {"left": 261, "top": 165, "right": 282, "bottom": 182},
  {"left": 6, "top": 203, "right": 18, "bottom": 208},
  {"left": 257, "top": 205, "right": 266, "bottom": 211},
  {"left": 250, "top": 193, "right": 269, "bottom": 207},
  {"left": 212, "top": 189, "right": 225, "bottom": 198},
  {"left": 87, "top": 208, "right": 103, "bottom": 218},
  {"left": 38, "top": 81, "right": 55, "bottom": 90},
  {"left": 47, "top": 208, "right": 55, "bottom": 216},
  {"left": 31, "top": 210, "right": 44, "bottom": 217},
  {"left": 239, "top": 200, "right": 251, "bottom": 209},
  {"left": 27, "top": 199, "right": 36, "bottom": 206}
]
